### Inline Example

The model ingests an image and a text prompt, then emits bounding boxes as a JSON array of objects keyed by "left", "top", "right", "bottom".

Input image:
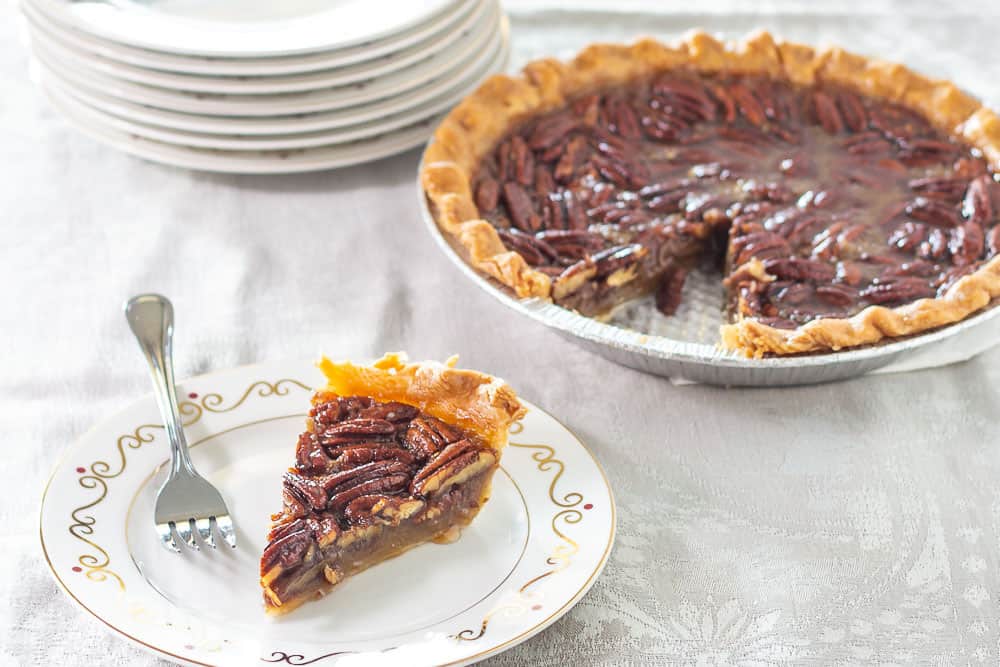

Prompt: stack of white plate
[{"left": 20, "top": 0, "right": 509, "bottom": 173}]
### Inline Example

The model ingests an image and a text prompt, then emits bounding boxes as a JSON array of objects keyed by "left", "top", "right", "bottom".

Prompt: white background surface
[{"left": 4, "top": 1, "right": 1000, "bottom": 664}]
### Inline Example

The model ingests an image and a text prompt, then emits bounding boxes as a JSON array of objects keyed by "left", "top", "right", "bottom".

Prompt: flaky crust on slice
[
  {"left": 420, "top": 29, "right": 1000, "bottom": 357},
  {"left": 317, "top": 353, "right": 525, "bottom": 450}
]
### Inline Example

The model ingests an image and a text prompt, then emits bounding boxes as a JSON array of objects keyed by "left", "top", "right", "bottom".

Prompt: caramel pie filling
[
  {"left": 472, "top": 72, "right": 1000, "bottom": 331},
  {"left": 260, "top": 394, "right": 498, "bottom": 613}
]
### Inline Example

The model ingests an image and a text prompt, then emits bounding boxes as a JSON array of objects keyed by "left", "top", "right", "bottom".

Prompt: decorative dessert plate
[
  {"left": 39, "top": 359, "right": 615, "bottom": 666},
  {"left": 26, "top": 0, "right": 458, "bottom": 58},
  {"left": 20, "top": 0, "right": 480, "bottom": 76},
  {"left": 22, "top": 0, "right": 494, "bottom": 95}
]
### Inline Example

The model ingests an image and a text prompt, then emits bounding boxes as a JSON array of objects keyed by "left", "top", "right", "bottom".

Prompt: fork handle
[{"left": 125, "top": 294, "right": 196, "bottom": 478}]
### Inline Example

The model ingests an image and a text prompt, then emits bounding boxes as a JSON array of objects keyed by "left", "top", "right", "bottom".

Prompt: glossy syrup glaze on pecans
[
  {"left": 473, "top": 72, "right": 1000, "bottom": 326},
  {"left": 260, "top": 394, "right": 495, "bottom": 581}
]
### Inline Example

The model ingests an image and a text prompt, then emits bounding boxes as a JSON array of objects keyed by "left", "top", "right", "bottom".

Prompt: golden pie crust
[
  {"left": 318, "top": 352, "right": 526, "bottom": 449},
  {"left": 420, "top": 30, "right": 1000, "bottom": 357}
]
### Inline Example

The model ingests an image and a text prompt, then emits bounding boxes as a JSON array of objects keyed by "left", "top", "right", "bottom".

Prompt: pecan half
[
  {"left": 327, "top": 474, "right": 410, "bottom": 514},
  {"left": 917, "top": 228, "right": 950, "bottom": 261},
  {"left": 260, "top": 526, "right": 318, "bottom": 576},
  {"left": 639, "top": 178, "right": 692, "bottom": 200},
  {"left": 497, "top": 228, "right": 558, "bottom": 266},
  {"left": 359, "top": 401, "right": 419, "bottom": 423},
  {"left": 534, "top": 165, "right": 556, "bottom": 198},
  {"left": 655, "top": 265, "right": 688, "bottom": 316},
  {"left": 730, "top": 83, "right": 766, "bottom": 126},
  {"left": 554, "top": 136, "right": 589, "bottom": 183},
  {"left": 860, "top": 278, "right": 935, "bottom": 304},
  {"left": 344, "top": 494, "right": 425, "bottom": 527},
  {"left": 593, "top": 156, "right": 648, "bottom": 189},
  {"left": 812, "top": 91, "right": 844, "bottom": 134},
  {"left": 881, "top": 260, "right": 939, "bottom": 279},
  {"left": 709, "top": 83, "right": 736, "bottom": 122},
  {"left": 905, "top": 197, "right": 961, "bottom": 228},
  {"left": 283, "top": 471, "right": 329, "bottom": 511},
  {"left": 296, "top": 432, "right": 331, "bottom": 472},
  {"left": 909, "top": 176, "right": 968, "bottom": 201},
  {"left": 652, "top": 76, "right": 716, "bottom": 121},
  {"left": 888, "top": 221, "right": 929, "bottom": 253},
  {"left": 474, "top": 178, "right": 500, "bottom": 213},
  {"left": 769, "top": 282, "right": 814, "bottom": 306},
  {"left": 836, "top": 91, "right": 867, "bottom": 132},
  {"left": 591, "top": 244, "right": 649, "bottom": 278},
  {"left": 332, "top": 445, "right": 415, "bottom": 470},
  {"left": 640, "top": 112, "right": 683, "bottom": 142},
  {"left": 510, "top": 136, "right": 535, "bottom": 187},
  {"left": 606, "top": 97, "right": 641, "bottom": 138},
  {"left": 835, "top": 261, "right": 865, "bottom": 286},
  {"left": 321, "top": 460, "right": 412, "bottom": 500},
  {"left": 963, "top": 175, "right": 995, "bottom": 226},
  {"left": 317, "top": 418, "right": 396, "bottom": 448},
  {"left": 732, "top": 232, "right": 791, "bottom": 265},
  {"left": 502, "top": 182, "right": 542, "bottom": 232},
  {"left": 537, "top": 229, "right": 606, "bottom": 259},
  {"left": 815, "top": 284, "right": 858, "bottom": 307},
  {"left": 763, "top": 257, "right": 836, "bottom": 282},
  {"left": 527, "top": 113, "right": 578, "bottom": 150},
  {"left": 403, "top": 416, "right": 462, "bottom": 461},
  {"left": 563, "top": 190, "right": 587, "bottom": 230},
  {"left": 411, "top": 442, "right": 496, "bottom": 497},
  {"left": 949, "top": 222, "right": 985, "bottom": 267}
]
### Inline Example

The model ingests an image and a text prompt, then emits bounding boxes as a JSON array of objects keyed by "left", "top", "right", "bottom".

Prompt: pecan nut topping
[{"left": 262, "top": 391, "right": 505, "bottom": 610}]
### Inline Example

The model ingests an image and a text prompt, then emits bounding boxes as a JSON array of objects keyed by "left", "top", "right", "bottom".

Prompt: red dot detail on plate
[
  {"left": 188, "top": 392, "right": 198, "bottom": 399},
  {"left": 584, "top": 503, "right": 594, "bottom": 510},
  {"left": 76, "top": 467, "right": 86, "bottom": 474},
  {"left": 531, "top": 604, "right": 542, "bottom": 611},
  {"left": 71, "top": 566, "right": 82, "bottom": 573},
  {"left": 184, "top": 645, "right": 194, "bottom": 651}
]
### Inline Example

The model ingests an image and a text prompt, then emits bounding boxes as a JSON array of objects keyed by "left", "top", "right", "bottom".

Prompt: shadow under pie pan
[
  {"left": 416, "top": 31, "right": 1000, "bottom": 387},
  {"left": 418, "top": 168, "right": 1000, "bottom": 386}
]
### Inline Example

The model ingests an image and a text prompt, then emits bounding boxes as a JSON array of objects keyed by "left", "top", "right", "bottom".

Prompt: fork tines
[{"left": 157, "top": 515, "right": 236, "bottom": 552}]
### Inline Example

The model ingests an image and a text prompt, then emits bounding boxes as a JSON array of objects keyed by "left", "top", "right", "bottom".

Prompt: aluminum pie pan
[{"left": 416, "top": 166, "right": 1000, "bottom": 386}]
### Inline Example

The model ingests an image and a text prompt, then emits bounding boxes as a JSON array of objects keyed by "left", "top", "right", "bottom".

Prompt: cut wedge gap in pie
[
  {"left": 259, "top": 353, "right": 525, "bottom": 615},
  {"left": 421, "top": 30, "right": 1000, "bottom": 357}
]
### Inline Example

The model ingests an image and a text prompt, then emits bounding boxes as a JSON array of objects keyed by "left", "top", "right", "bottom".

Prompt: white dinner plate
[
  {"left": 33, "top": 18, "right": 510, "bottom": 140},
  {"left": 39, "top": 359, "right": 615, "bottom": 666},
  {"left": 22, "top": 0, "right": 494, "bottom": 95},
  {"left": 27, "top": 0, "right": 459, "bottom": 58},
  {"left": 30, "top": 10, "right": 503, "bottom": 118},
  {"left": 41, "top": 41, "right": 502, "bottom": 152},
  {"left": 35, "top": 30, "right": 509, "bottom": 173},
  {"left": 20, "top": 0, "right": 480, "bottom": 76}
]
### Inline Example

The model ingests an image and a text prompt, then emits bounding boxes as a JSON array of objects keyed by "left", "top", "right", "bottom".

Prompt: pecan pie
[
  {"left": 260, "top": 353, "right": 525, "bottom": 614},
  {"left": 421, "top": 31, "right": 1000, "bottom": 357}
]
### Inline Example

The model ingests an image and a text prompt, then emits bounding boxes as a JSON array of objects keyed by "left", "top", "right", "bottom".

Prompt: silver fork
[{"left": 125, "top": 294, "right": 236, "bottom": 552}]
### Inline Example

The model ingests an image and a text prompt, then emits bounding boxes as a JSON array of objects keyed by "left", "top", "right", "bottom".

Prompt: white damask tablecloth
[{"left": 4, "top": 1, "right": 1000, "bottom": 664}]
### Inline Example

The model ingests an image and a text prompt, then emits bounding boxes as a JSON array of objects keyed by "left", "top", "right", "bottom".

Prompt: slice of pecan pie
[
  {"left": 421, "top": 30, "right": 1000, "bottom": 357},
  {"left": 260, "top": 353, "right": 525, "bottom": 614}
]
